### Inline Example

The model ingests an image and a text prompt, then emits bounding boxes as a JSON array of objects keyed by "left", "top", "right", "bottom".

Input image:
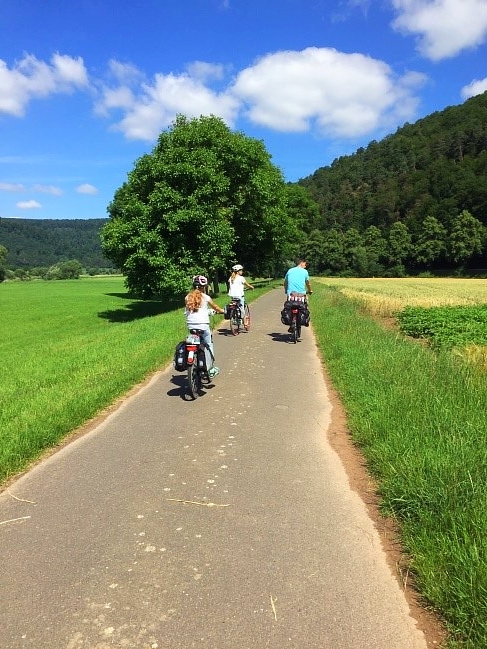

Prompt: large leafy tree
[
  {"left": 447, "top": 210, "right": 486, "bottom": 264},
  {"left": 101, "top": 115, "right": 290, "bottom": 297},
  {"left": 413, "top": 215, "right": 447, "bottom": 266},
  {"left": 388, "top": 221, "right": 412, "bottom": 267}
]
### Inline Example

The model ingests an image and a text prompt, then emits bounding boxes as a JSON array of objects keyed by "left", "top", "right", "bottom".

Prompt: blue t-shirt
[{"left": 284, "top": 266, "right": 309, "bottom": 295}]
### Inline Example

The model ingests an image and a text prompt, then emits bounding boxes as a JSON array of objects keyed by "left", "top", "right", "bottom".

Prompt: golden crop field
[{"left": 316, "top": 277, "right": 487, "bottom": 317}]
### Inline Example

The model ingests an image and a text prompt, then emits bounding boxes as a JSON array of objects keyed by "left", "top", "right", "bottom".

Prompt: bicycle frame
[
  {"left": 185, "top": 329, "right": 214, "bottom": 399},
  {"left": 228, "top": 297, "right": 250, "bottom": 335},
  {"left": 290, "top": 304, "right": 301, "bottom": 343}
]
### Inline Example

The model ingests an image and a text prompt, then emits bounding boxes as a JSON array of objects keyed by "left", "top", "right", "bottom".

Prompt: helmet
[
  {"left": 232, "top": 264, "right": 243, "bottom": 272},
  {"left": 192, "top": 274, "right": 208, "bottom": 288}
]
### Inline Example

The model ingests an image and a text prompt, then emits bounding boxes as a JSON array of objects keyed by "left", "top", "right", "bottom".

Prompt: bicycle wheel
[
  {"left": 230, "top": 308, "right": 240, "bottom": 336},
  {"left": 296, "top": 318, "right": 302, "bottom": 341},
  {"left": 292, "top": 315, "right": 298, "bottom": 344},
  {"left": 187, "top": 364, "right": 201, "bottom": 399},
  {"left": 243, "top": 304, "right": 251, "bottom": 331}
]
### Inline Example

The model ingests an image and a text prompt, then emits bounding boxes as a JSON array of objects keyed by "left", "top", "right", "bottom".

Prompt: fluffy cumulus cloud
[
  {"left": 461, "top": 77, "right": 487, "bottom": 100},
  {"left": 17, "top": 199, "right": 41, "bottom": 209},
  {"left": 391, "top": 0, "right": 487, "bottom": 60},
  {"left": 0, "top": 53, "right": 89, "bottom": 116},
  {"left": 96, "top": 49, "right": 425, "bottom": 141},
  {"left": 231, "top": 48, "right": 426, "bottom": 136},
  {"left": 75, "top": 183, "right": 99, "bottom": 195},
  {"left": 97, "top": 66, "right": 239, "bottom": 141}
]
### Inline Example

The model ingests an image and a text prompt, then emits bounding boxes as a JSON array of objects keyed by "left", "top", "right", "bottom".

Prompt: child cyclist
[
  {"left": 185, "top": 275, "right": 225, "bottom": 378},
  {"left": 228, "top": 264, "right": 254, "bottom": 314}
]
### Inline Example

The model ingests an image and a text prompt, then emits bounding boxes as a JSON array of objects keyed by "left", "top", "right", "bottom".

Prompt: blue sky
[{"left": 1, "top": 0, "right": 487, "bottom": 221}]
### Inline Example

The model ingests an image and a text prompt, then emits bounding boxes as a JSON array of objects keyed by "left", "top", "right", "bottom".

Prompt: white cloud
[
  {"left": 0, "top": 53, "right": 89, "bottom": 117},
  {"left": 98, "top": 50, "right": 425, "bottom": 142},
  {"left": 231, "top": 48, "right": 426, "bottom": 136},
  {"left": 76, "top": 183, "right": 99, "bottom": 195},
  {"left": 185, "top": 61, "right": 227, "bottom": 82},
  {"left": 101, "top": 68, "right": 239, "bottom": 141},
  {"left": 17, "top": 200, "right": 41, "bottom": 209},
  {"left": 461, "top": 77, "right": 487, "bottom": 100},
  {"left": 0, "top": 182, "right": 24, "bottom": 192},
  {"left": 33, "top": 184, "right": 63, "bottom": 196},
  {"left": 391, "top": 0, "right": 487, "bottom": 61}
]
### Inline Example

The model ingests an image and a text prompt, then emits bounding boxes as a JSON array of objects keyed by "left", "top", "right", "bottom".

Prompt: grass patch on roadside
[
  {"left": 311, "top": 283, "right": 487, "bottom": 649},
  {"left": 0, "top": 276, "right": 276, "bottom": 485}
]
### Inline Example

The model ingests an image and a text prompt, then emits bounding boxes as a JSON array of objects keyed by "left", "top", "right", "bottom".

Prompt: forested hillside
[
  {"left": 0, "top": 218, "right": 112, "bottom": 270},
  {"left": 297, "top": 91, "right": 487, "bottom": 276}
]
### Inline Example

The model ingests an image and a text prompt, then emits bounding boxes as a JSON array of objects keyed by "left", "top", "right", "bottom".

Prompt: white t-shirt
[
  {"left": 185, "top": 292, "right": 211, "bottom": 326},
  {"left": 228, "top": 275, "right": 246, "bottom": 299}
]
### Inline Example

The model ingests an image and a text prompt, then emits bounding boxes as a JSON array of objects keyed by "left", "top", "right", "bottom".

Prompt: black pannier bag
[
  {"left": 197, "top": 343, "right": 208, "bottom": 370},
  {"left": 280, "top": 299, "right": 292, "bottom": 325},
  {"left": 281, "top": 299, "right": 310, "bottom": 327},
  {"left": 223, "top": 304, "right": 232, "bottom": 319},
  {"left": 173, "top": 341, "right": 187, "bottom": 371},
  {"left": 281, "top": 307, "right": 292, "bottom": 326},
  {"left": 300, "top": 305, "right": 310, "bottom": 326}
]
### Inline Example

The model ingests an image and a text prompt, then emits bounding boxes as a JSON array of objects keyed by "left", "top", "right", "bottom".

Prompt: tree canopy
[
  {"left": 101, "top": 115, "right": 293, "bottom": 297},
  {"left": 295, "top": 91, "right": 487, "bottom": 275}
]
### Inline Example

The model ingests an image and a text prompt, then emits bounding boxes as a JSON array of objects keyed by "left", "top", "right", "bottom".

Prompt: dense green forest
[
  {"left": 297, "top": 91, "right": 487, "bottom": 276},
  {"left": 0, "top": 217, "right": 112, "bottom": 271}
]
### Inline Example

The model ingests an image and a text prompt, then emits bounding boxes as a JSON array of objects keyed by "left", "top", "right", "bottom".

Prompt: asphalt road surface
[{"left": 0, "top": 289, "right": 428, "bottom": 649}]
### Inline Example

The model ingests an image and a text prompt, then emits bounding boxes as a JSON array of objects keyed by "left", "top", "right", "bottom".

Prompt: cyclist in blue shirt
[{"left": 284, "top": 258, "right": 312, "bottom": 298}]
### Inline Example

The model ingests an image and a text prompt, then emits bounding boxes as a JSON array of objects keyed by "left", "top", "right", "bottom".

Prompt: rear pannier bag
[
  {"left": 281, "top": 300, "right": 310, "bottom": 327},
  {"left": 300, "top": 306, "right": 310, "bottom": 326},
  {"left": 223, "top": 304, "right": 232, "bottom": 320},
  {"left": 173, "top": 341, "right": 187, "bottom": 372},
  {"left": 280, "top": 306, "right": 292, "bottom": 326}
]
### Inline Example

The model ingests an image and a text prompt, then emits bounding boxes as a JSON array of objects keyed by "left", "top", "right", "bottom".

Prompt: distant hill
[
  {"left": 0, "top": 218, "right": 113, "bottom": 270},
  {"left": 298, "top": 91, "right": 487, "bottom": 235}
]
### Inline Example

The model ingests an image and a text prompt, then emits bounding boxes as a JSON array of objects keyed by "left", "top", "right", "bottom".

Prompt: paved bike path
[{"left": 0, "top": 289, "right": 427, "bottom": 649}]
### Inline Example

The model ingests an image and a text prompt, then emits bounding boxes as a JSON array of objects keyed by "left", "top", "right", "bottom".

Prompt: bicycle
[
  {"left": 282, "top": 294, "right": 310, "bottom": 344},
  {"left": 228, "top": 297, "right": 251, "bottom": 336},
  {"left": 184, "top": 328, "right": 216, "bottom": 399},
  {"left": 288, "top": 302, "right": 302, "bottom": 343}
]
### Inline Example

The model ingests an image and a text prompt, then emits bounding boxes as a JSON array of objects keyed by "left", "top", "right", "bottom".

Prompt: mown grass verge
[
  {"left": 311, "top": 282, "right": 487, "bottom": 648},
  {"left": 0, "top": 277, "right": 277, "bottom": 485}
]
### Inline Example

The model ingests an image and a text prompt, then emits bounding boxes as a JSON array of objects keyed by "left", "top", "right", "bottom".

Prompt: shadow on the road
[
  {"left": 268, "top": 331, "right": 296, "bottom": 343},
  {"left": 167, "top": 373, "right": 216, "bottom": 400},
  {"left": 216, "top": 327, "right": 250, "bottom": 337}
]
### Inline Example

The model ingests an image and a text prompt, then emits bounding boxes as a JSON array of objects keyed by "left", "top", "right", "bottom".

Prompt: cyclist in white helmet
[
  {"left": 228, "top": 263, "right": 254, "bottom": 312},
  {"left": 185, "top": 275, "right": 224, "bottom": 376}
]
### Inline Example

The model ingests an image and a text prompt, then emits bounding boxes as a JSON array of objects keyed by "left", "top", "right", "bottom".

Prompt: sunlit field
[{"left": 317, "top": 277, "right": 487, "bottom": 317}]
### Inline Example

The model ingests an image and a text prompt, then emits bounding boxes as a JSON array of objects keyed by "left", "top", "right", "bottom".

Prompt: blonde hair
[
  {"left": 230, "top": 271, "right": 238, "bottom": 284},
  {"left": 186, "top": 289, "right": 203, "bottom": 312}
]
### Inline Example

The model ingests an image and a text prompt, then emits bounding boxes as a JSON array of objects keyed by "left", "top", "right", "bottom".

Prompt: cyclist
[
  {"left": 284, "top": 258, "right": 312, "bottom": 298},
  {"left": 185, "top": 275, "right": 225, "bottom": 377},
  {"left": 228, "top": 264, "right": 254, "bottom": 315},
  {"left": 283, "top": 258, "right": 312, "bottom": 334}
]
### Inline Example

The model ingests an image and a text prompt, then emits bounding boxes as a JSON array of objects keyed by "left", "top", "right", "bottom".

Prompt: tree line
[
  {"left": 297, "top": 91, "right": 487, "bottom": 276},
  {"left": 2, "top": 93, "right": 487, "bottom": 288},
  {"left": 0, "top": 217, "right": 114, "bottom": 279}
]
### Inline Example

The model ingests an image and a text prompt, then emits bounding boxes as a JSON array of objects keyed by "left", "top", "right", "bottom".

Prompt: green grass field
[{"left": 2, "top": 275, "right": 487, "bottom": 647}]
